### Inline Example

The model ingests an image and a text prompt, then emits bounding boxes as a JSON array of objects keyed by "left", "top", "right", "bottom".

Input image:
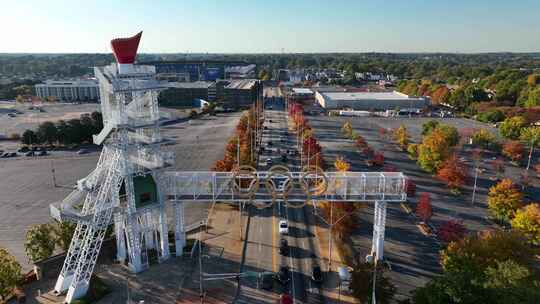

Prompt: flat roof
[
  {"left": 292, "top": 88, "right": 313, "bottom": 94},
  {"left": 225, "top": 79, "right": 257, "bottom": 90},
  {"left": 167, "top": 81, "right": 213, "bottom": 89},
  {"left": 37, "top": 79, "right": 98, "bottom": 86},
  {"left": 320, "top": 91, "right": 422, "bottom": 101}
]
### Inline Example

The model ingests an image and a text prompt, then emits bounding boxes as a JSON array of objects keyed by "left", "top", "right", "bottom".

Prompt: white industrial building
[
  {"left": 315, "top": 91, "right": 428, "bottom": 110},
  {"left": 35, "top": 79, "right": 99, "bottom": 102}
]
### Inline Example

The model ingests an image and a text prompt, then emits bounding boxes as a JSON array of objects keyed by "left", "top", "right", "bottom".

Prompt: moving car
[
  {"left": 279, "top": 238, "right": 289, "bottom": 255},
  {"left": 311, "top": 265, "right": 323, "bottom": 283},
  {"left": 280, "top": 293, "right": 293, "bottom": 304},
  {"left": 266, "top": 158, "right": 273, "bottom": 166},
  {"left": 278, "top": 220, "right": 289, "bottom": 234},
  {"left": 276, "top": 266, "right": 290, "bottom": 284}
]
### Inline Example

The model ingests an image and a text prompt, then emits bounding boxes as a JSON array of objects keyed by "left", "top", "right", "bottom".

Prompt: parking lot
[
  {"left": 0, "top": 110, "right": 241, "bottom": 271},
  {"left": 307, "top": 114, "right": 529, "bottom": 299}
]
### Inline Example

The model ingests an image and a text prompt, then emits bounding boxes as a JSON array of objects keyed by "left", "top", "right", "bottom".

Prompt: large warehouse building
[{"left": 315, "top": 91, "right": 428, "bottom": 110}]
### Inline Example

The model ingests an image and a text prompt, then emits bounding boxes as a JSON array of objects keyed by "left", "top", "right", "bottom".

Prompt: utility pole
[
  {"left": 50, "top": 160, "right": 57, "bottom": 187},
  {"left": 237, "top": 134, "right": 240, "bottom": 167}
]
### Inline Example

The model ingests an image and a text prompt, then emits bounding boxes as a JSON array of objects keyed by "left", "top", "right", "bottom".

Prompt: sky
[{"left": 1, "top": 0, "right": 539, "bottom": 53}]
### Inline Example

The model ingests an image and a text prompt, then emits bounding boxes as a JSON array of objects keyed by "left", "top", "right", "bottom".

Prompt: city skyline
[{"left": 2, "top": 0, "right": 540, "bottom": 54}]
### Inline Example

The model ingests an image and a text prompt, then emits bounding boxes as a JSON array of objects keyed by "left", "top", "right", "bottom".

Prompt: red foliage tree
[
  {"left": 370, "top": 151, "right": 384, "bottom": 166},
  {"left": 437, "top": 219, "right": 467, "bottom": 243},
  {"left": 416, "top": 192, "right": 433, "bottom": 223},
  {"left": 355, "top": 136, "right": 367, "bottom": 149},
  {"left": 405, "top": 179, "right": 416, "bottom": 197},
  {"left": 437, "top": 155, "right": 467, "bottom": 190}
]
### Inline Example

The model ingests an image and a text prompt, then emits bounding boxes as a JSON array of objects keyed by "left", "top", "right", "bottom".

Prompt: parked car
[
  {"left": 18, "top": 147, "right": 29, "bottom": 153},
  {"left": 25, "top": 151, "right": 35, "bottom": 157},
  {"left": 9, "top": 152, "right": 17, "bottom": 157},
  {"left": 267, "top": 141, "right": 273, "bottom": 146},
  {"left": 36, "top": 150, "right": 47, "bottom": 156},
  {"left": 0, "top": 153, "right": 9, "bottom": 158},
  {"left": 266, "top": 158, "right": 273, "bottom": 166},
  {"left": 281, "top": 155, "right": 288, "bottom": 162},
  {"left": 276, "top": 266, "right": 290, "bottom": 284},
  {"left": 260, "top": 272, "right": 274, "bottom": 290},
  {"left": 279, "top": 238, "right": 289, "bottom": 255},
  {"left": 77, "top": 149, "right": 89, "bottom": 155},
  {"left": 311, "top": 265, "right": 323, "bottom": 283},
  {"left": 278, "top": 220, "right": 289, "bottom": 234}
]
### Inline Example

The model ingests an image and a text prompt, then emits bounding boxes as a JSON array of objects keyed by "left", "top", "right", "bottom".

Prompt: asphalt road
[
  {"left": 0, "top": 111, "right": 241, "bottom": 271},
  {"left": 237, "top": 101, "right": 323, "bottom": 304}
]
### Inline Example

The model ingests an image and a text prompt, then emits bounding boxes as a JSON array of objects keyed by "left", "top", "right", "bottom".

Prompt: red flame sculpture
[{"left": 111, "top": 31, "right": 142, "bottom": 64}]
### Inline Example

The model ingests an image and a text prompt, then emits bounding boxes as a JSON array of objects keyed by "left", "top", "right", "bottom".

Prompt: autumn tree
[
  {"left": 511, "top": 203, "right": 540, "bottom": 245},
  {"left": 355, "top": 136, "right": 367, "bottom": 150},
  {"left": 437, "top": 219, "right": 467, "bottom": 244},
  {"left": 502, "top": 140, "right": 525, "bottom": 163},
  {"left": 487, "top": 178, "right": 524, "bottom": 222},
  {"left": 416, "top": 192, "right": 433, "bottom": 223},
  {"left": 393, "top": 124, "right": 410, "bottom": 151},
  {"left": 25, "top": 223, "right": 55, "bottom": 263},
  {"left": 417, "top": 128, "right": 453, "bottom": 172},
  {"left": 334, "top": 156, "right": 351, "bottom": 172},
  {"left": 341, "top": 121, "right": 353, "bottom": 138},
  {"left": 407, "top": 143, "right": 419, "bottom": 159},
  {"left": 472, "top": 129, "right": 498, "bottom": 150},
  {"left": 499, "top": 116, "right": 527, "bottom": 140},
  {"left": 437, "top": 155, "right": 467, "bottom": 193},
  {"left": 0, "top": 248, "right": 21, "bottom": 301},
  {"left": 414, "top": 230, "right": 540, "bottom": 304}
]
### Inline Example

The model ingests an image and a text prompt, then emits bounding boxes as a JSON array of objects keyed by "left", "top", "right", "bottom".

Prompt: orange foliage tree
[
  {"left": 502, "top": 140, "right": 525, "bottom": 162},
  {"left": 487, "top": 178, "right": 524, "bottom": 222}
]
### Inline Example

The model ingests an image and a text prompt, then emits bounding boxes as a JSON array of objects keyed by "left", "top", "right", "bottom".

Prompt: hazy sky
[{"left": 2, "top": 0, "right": 539, "bottom": 53}]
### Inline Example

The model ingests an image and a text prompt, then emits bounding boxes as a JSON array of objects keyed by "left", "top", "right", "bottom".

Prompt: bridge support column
[
  {"left": 174, "top": 201, "right": 186, "bottom": 256},
  {"left": 157, "top": 205, "right": 170, "bottom": 261},
  {"left": 371, "top": 201, "right": 387, "bottom": 261},
  {"left": 114, "top": 213, "right": 126, "bottom": 263}
]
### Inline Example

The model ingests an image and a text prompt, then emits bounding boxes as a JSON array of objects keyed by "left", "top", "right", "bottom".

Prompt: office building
[{"left": 35, "top": 79, "right": 99, "bottom": 102}]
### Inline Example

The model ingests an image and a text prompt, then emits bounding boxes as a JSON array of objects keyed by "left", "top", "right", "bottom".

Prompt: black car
[
  {"left": 281, "top": 155, "right": 288, "bottom": 162},
  {"left": 311, "top": 265, "right": 323, "bottom": 283},
  {"left": 279, "top": 238, "right": 289, "bottom": 255},
  {"left": 36, "top": 150, "right": 47, "bottom": 156},
  {"left": 267, "top": 141, "right": 273, "bottom": 146},
  {"left": 276, "top": 266, "right": 290, "bottom": 284},
  {"left": 260, "top": 272, "right": 274, "bottom": 290},
  {"left": 25, "top": 151, "right": 35, "bottom": 157}
]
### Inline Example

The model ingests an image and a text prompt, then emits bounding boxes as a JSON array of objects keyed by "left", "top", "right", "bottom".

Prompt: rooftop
[
  {"left": 320, "top": 91, "right": 423, "bottom": 101},
  {"left": 167, "top": 81, "right": 213, "bottom": 89},
  {"left": 292, "top": 88, "right": 313, "bottom": 94},
  {"left": 225, "top": 79, "right": 257, "bottom": 90},
  {"left": 37, "top": 79, "right": 98, "bottom": 86}
]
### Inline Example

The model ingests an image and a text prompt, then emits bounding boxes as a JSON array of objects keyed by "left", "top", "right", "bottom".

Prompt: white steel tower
[{"left": 50, "top": 32, "right": 175, "bottom": 303}]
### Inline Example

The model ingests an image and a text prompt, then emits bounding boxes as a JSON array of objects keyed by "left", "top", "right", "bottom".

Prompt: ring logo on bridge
[
  {"left": 263, "top": 165, "right": 293, "bottom": 208},
  {"left": 232, "top": 165, "right": 259, "bottom": 200},
  {"left": 290, "top": 165, "right": 327, "bottom": 209}
]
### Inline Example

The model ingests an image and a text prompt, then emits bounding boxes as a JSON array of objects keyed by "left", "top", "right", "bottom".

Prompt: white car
[{"left": 279, "top": 220, "right": 289, "bottom": 234}]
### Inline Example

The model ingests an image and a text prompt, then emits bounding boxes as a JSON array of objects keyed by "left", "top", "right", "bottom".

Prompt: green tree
[
  {"left": 436, "top": 125, "right": 459, "bottom": 147},
  {"left": 25, "top": 224, "right": 55, "bottom": 263},
  {"left": 525, "top": 86, "right": 540, "bottom": 108},
  {"left": 350, "top": 262, "right": 396, "bottom": 304},
  {"left": 421, "top": 120, "right": 440, "bottom": 136},
  {"left": 21, "top": 129, "right": 38, "bottom": 145},
  {"left": 499, "top": 116, "right": 527, "bottom": 139},
  {"left": 0, "top": 248, "right": 21, "bottom": 301},
  {"left": 53, "top": 221, "right": 76, "bottom": 252},
  {"left": 36, "top": 121, "right": 58, "bottom": 145}
]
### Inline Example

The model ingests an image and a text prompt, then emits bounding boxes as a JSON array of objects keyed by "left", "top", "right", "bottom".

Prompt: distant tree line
[{"left": 21, "top": 111, "right": 103, "bottom": 146}]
